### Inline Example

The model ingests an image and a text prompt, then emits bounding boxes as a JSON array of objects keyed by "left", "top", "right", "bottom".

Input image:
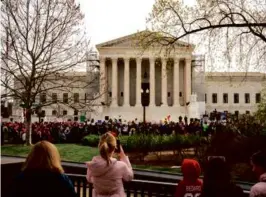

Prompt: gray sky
[
  {"left": 77, "top": 0, "right": 264, "bottom": 72},
  {"left": 78, "top": 0, "right": 155, "bottom": 45}
]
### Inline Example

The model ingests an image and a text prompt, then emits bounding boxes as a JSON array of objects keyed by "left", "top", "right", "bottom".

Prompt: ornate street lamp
[{"left": 141, "top": 88, "right": 149, "bottom": 123}]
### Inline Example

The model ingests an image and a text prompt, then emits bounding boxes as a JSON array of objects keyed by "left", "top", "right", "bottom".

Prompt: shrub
[
  {"left": 81, "top": 135, "right": 129, "bottom": 148},
  {"left": 82, "top": 133, "right": 205, "bottom": 153},
  {"left": 82, "top": 135, "right": 99, "bottom": 146}
]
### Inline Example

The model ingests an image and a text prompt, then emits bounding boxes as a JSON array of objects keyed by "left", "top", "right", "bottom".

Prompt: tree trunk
[{"left": 25, "top": 109, "right": 32, "bottom": 145}]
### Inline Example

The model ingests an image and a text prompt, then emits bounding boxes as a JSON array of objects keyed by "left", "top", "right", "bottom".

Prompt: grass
[
  {"left": 1, "top": 144, "right": 181, "bottom": 173},
  {"left": 1, "top": 144, "right": 98, "bottom": 163}
]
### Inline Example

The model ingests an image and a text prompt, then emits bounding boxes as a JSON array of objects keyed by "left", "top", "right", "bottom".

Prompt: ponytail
[{"left": 99, "top": 142, "right": 111, "bottom": 166}]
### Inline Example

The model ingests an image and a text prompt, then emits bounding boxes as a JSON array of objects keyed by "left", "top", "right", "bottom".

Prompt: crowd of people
[
  {"left": 0, "top": 116, "right": 232, "bottom": 144},
  {"left": 2, "top": 115, "right": 266, "bottom": 145},
  {"left": 9, "top": 132, "right": 266, "bottom": 197}
]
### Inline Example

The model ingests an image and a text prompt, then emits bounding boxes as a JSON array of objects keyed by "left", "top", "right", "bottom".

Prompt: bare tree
[
  {"left": 140, "top": 0, "right": 266, "bottom": 71},
  {"left": 1, "top": 0, "right": 100, "bottom": 145}
]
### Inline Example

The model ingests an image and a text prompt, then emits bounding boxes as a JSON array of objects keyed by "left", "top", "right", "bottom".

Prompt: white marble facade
[{"left": 94, "top": 32, "right": 196, "bottom": 122}]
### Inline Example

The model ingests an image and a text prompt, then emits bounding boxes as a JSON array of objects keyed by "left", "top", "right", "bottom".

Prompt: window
[
  {"left": 121, "top": 92, "right": 124, "bottom": 97},
  {"left": 212, "top": 93, "right": 217, "bottom": 103},
  {"left": 256, "top": 93, "right": 261, "bottom": 103},
  {"left": 246, "top": 111, "right": 250, "bottom": 115},
  {"left": 52, "top": 93, "right": 57, "bottom": 103},
  {"left": 234, "top": 93, "right": 239, "bottom": 103},
  {"left": 52, "top": 110, "right": 57, "bottom": 116},
  {"left": 63, "top": 93, "right": 68, "bottom": 104},
  {"left": 235, "top": 111, "right": 239, "bottom": 116},
  {"left": 205, "top": 94, "right": 207, "bottom": 103},
  {"left": 40, "top": 93, "right": 46, "bottom": 103},
  {"left": 74, "top": 110, "right": 78, "bottom": 116},
  {"left": 179, "top": 92, "right": 182, "bottom": 97},
  {"left": 63, "top": 110, "right": 67, "bottom": 115},
  {"left": 223, "top": 93, "right": 228, "bottom": 103},
  {"left": 74, "top": 93, "right": 79, "bottom": 103},
  {"left": 168, "top": 92, "right": 171, "bottom": 97},
  {"left": 85, "top": 93, "right": 87, "bottom": 103},
  {"left": 109, "top": 92, "right": 112, "bottom": 97},
  {"left": 245, "top": 93, "right": 250, "bottom": 103}
]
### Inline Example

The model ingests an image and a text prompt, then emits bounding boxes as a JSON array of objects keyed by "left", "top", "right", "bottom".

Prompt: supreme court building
[{"left": 95, "top": 32, "right": 201, "bottom": 122}]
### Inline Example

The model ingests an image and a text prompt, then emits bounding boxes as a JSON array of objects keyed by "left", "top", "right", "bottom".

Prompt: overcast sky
[
  {"left": 77, "top": 0, "right": 263, "bottom": 72},
  {"left": 78, "top": 0, "right": 155, "bottom": 45}
]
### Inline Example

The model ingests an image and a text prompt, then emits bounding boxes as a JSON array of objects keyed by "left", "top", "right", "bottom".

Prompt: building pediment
[{"left": 96, "top": 31, "right": 194, "bottom": 50}]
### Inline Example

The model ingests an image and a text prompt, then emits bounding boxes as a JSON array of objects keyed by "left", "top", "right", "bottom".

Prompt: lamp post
[{"left": 141, "top": 88, "right": 149, "bottom": 123}]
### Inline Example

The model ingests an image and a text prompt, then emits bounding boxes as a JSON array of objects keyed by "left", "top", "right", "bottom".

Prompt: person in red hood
[{"left": 175, "top": 159, "right": 202, "bottom": 197}]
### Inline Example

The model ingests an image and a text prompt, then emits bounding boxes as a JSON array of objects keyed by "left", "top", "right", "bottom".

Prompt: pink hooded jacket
[
  {"left": 86, "top": 156, "right": 134, "bottom": 197},
  {"left": 250, "top": 173, "right": 266, "bottom": 197}
]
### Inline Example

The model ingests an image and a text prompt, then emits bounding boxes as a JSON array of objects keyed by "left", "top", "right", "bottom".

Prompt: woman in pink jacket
[{"left": 86, "top": 132, "right": 134, "bottom": 197}]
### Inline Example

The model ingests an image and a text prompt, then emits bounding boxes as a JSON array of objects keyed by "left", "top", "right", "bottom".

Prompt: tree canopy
[
  {"left": 142, "top": 0, "right": 266, "bottom": 71},
  {"left": 1, "top": 0, "right": 99, "bottom": 144}
]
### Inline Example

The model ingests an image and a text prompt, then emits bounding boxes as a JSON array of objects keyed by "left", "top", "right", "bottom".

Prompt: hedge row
[{"left": 81, "top": 134, "right": 203, "bottom": 152}]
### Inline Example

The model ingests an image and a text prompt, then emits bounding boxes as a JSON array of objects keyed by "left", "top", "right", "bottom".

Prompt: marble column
[
  {"left": 99, "top": 56, "right": 106, "bottom": 104},
  {"left": 111, "top": 58, "right": 118, "bottom": 107},
  {"left": 173, "top": 58, "right": 180, "bottom": 106},
  {"left": 149, "top": 57, "right": 155, "bottom": 106},
  {"left": 124, "top": 58, "right": 130, "bottom": 107},
  {"left": 136, "top": 58, "right": 142, "bottom": 106},
  {"left": 184, "top": 58, "right": 192, "bottom": 104},
  {"left": 161, "top": 58, "right": 167, "bottom": 106}
]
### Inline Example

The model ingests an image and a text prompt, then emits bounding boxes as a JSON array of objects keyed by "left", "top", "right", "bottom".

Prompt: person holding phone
[{"left": 86, "top": 132, "right": 133, "bottom": 197}]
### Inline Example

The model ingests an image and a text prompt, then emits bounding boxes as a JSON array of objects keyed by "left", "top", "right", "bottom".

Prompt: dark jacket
[
  {"left": 200, "top": 182, "right": 244, "bottom": 197},
  {"left": 11, "top": 170, "right": 76, "bottom": 197}
]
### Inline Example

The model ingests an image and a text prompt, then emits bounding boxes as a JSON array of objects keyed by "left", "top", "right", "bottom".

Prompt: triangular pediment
[{"left": 96, "top": 31, "right": 194, "bottom": 49}]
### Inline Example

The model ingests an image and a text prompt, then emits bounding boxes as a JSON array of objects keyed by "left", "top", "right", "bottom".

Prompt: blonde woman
[
  {"left": 11, "top": 141, "right": 76, "bottom": 197},
  {"left": 86, "top": 132, "right": 134, "bottom": 197}
]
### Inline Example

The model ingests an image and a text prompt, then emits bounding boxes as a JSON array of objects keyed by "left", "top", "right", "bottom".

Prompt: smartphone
[{"left": 115, "top": 139, "right": 121, "bottom": 153}]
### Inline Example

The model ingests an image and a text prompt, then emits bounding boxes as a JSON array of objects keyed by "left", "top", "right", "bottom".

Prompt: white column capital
[
  {"left": 149, "top": 56, "right": 155, "bottom": 61},
  {"left": 136, "top": 57, "right": 142, "bottom": 63},
  {"left": 174, "top": 57, "right": 181, "bottom": 62},
  {"left": 111, "top": 57, "right": 118, "bottom": 62},
  {"left": 123, "top": 57, "right": 131, "bottom": 61},
  {"left": 99, "top": 56, "right": 106, "bottom": 61}
]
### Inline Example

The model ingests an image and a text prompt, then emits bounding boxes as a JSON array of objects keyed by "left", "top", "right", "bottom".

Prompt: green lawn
[
  {"left": 1, "top": 144, "right": 181, "bottom": 173},
  {"left": 1, "top": 144, "right": 98, "bottom": 163}
]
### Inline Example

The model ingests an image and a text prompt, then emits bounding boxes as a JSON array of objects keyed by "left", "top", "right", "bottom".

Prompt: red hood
[{"left": 181, "top": 159, "right": 201, "bottom": 182}]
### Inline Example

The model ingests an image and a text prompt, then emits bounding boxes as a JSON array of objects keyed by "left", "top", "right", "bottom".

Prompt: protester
[
  {"left": 200, "top": 157, "right": 244, "bottom": 197},
  {"left": 250, "top": 151, "right": 266, "bottom": 197},
  {"left": 86, "top": 132, "right": 133, "bottom": 197},
  {"left": 2, "top": 113, "right": 265, "bottom": 145},
  {"left": 11, "top": 140, "right": 76, "bottom": 197},
  {"left": 175, "top": 159, "right": 202, "bottom": 197}
]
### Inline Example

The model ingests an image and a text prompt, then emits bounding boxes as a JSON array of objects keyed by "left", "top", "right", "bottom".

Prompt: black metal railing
[
  {"left": 0, "top": 156, "right": 252, "bottom": 197},
  {"left": 67, "top": 173, "right": 250, "bottom": 197}
]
